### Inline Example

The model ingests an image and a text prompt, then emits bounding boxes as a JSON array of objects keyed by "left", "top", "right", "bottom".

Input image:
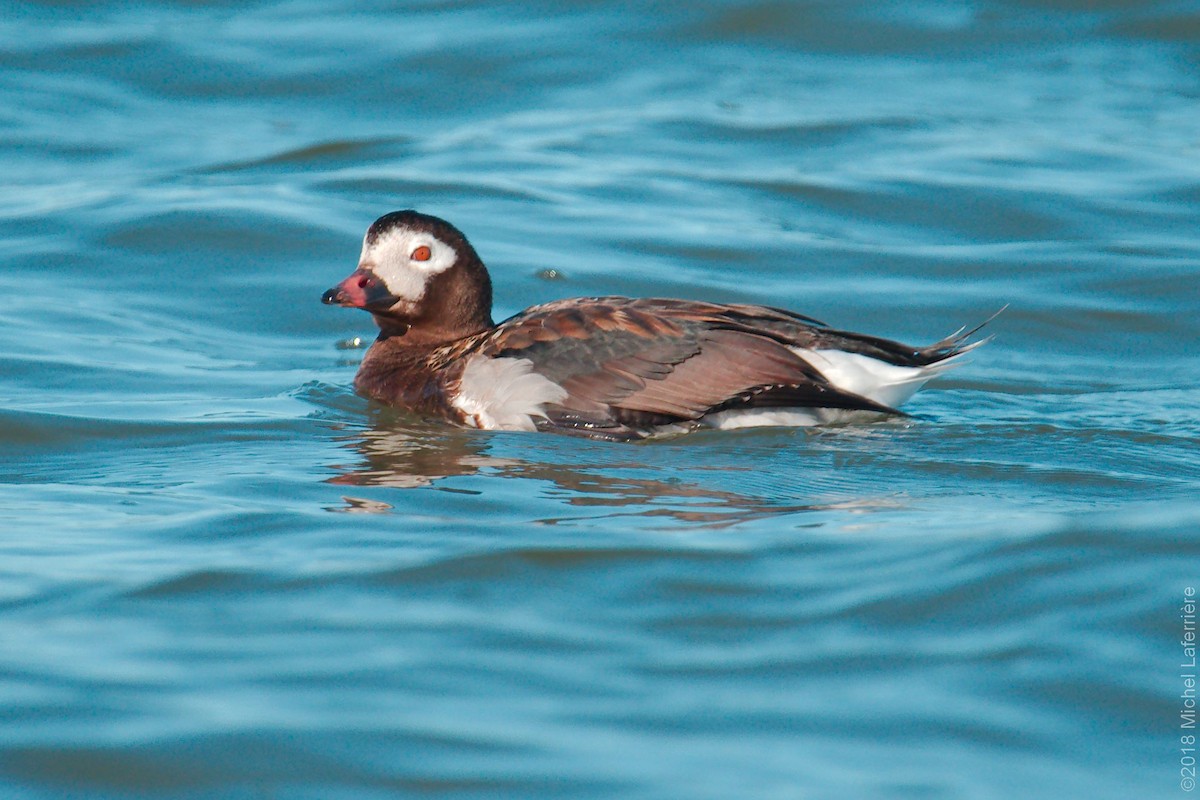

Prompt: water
[{"left": 2, "top": 1, "right": 1198, "bottom": 797}]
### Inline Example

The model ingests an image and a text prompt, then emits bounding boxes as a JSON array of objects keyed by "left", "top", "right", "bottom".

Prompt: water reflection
[{"left": 325, "top": 420, "right": 900, "bottom": 526}]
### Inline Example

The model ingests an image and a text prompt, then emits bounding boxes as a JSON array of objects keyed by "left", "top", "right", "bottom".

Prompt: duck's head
[{"left": 323, "top": 210, "right": 495, "bottom": 341}]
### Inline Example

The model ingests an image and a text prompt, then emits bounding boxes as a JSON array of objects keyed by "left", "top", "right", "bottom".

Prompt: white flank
[
  {"left": 452, "top": 356, "right": 568, "bottom": 432},
  {"left": 360, "top": 226, "right": 458, "bottom": 305},
  {"left": 703, "top": 408, "right": 824, "bottom": 429},
  {"left": 701, "top": 407, "right": 886, "bottom": 430},
  {"left": 791, "top": 347, "right": 965, "bottom": 409}
]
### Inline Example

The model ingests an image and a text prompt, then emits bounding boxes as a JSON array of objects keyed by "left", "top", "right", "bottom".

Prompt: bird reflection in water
[{"left": 324, "top": 415, "right": 899, "bottom": 527}]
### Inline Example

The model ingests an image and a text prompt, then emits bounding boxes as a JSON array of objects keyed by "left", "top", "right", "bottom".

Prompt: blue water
[{"left": 3, "top": 2, "right": 1199, "bottom": 798}]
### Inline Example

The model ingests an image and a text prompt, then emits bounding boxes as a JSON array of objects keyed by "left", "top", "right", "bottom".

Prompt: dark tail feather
[
  {"left": 915, "top": 305, "right": 1007, "bottom": 365},
  {"left": 816, "top": 305, "right": 1005, "bottom": 368}
]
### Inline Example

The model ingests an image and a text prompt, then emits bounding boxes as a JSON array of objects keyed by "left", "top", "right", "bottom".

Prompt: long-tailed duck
[{"left": 323, "top": 210, "right": 993, "bottom": 441}]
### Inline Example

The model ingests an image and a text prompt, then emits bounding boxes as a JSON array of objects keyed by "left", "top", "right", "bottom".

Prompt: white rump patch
[
  {"left": 360, "top": 226, "right": 458, "bottom": 305},
  {"left": 699, "top": 347, "right": 966, "bottom": 432},
  {"left": 452, "top": 356, "right": 568, "bottom": 432},
  {"left": 791, "top": 348, "right": 965, "bottom": 409}
]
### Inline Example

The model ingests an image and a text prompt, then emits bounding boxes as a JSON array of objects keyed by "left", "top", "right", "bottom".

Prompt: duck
[{"left": 322, "top": 210, "right": 994, "bottom": 441}]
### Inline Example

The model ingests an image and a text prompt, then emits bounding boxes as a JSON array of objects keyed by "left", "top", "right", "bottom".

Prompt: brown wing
[{"left": 479, "top": 297, "right": 899, "bottom": 439}]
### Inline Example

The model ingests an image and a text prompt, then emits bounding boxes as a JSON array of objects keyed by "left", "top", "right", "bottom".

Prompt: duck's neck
[
  {"left": 371, "top": 319, "right": 494, "bottom": 349},
  {"left": 370, "top": 299, "right": 496, "bottom": 344}
]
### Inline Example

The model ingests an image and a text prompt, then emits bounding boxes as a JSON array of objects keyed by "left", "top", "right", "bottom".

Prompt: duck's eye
[{"left": 411, "top": 245, "right": 431, "bottom": 262}]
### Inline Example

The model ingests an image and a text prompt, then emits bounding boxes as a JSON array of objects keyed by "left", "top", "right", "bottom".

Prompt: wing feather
[{"left": 478, "top": 297, "right": 897, "bottom": 433}]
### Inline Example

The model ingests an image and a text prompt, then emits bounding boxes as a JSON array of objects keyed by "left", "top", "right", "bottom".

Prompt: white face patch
[{"left": 359, "top": 225, "right": 458, "bottom": 310}]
